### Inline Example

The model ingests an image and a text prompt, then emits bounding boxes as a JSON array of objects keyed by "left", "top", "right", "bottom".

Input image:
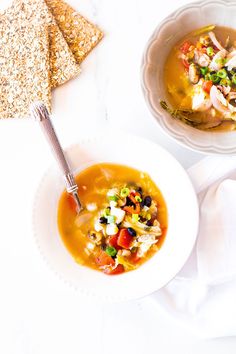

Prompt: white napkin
[{"left": 151, "top": 156, "right": 236, "bottom": 338}]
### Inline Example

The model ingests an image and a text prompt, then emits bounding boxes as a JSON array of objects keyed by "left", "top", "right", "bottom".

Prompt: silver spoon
[{"left": 30, "top": 102, "right": 82, "bottom": 213}]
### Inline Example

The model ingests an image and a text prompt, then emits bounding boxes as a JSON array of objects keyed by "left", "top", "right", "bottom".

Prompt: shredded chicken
[
  {"left": 123, "top": 216, "right": 162, "bottom": 237},
  {"left": 209, "top": 31, "right": 225, "bottom": 51},
  {"left": 209, "top": 49, "right": 227, "bottom": 71},
  {"left": 192, "top": 80, "right": 212, "bottom": 111},
  {"left": 198, "top": 54, "right": 210, "bottom": 67},
  {"left": 225, "top": 55, "right": 236, "bottom": 70},
  {"left": 210, "top": 85, "right": 236, "bottom": 117}
]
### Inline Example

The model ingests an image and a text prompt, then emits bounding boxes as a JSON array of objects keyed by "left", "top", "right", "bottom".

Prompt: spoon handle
[{"left": 30, "top": 102, "right": 78, "bottom": 195}]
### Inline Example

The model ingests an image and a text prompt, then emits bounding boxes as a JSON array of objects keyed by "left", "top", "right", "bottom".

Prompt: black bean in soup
[
  {"left": 143, "top": 196, "right": 152, "bottom": 207},
  {"left": 146, "top": 220, "right": 153, "bottom": 227},
  {"left": 127, "top": 227, "right": 137, "bottom": 237},
  {"left": 99, "top": 216, "right": 107, "bottom": 224}
]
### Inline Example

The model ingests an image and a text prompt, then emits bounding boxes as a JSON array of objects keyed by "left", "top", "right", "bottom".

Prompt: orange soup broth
[{"left": 58, "top": 163, "right": 168, "bottom": 271}]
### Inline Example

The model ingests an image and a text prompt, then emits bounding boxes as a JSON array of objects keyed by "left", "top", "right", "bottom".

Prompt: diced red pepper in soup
[
  {"left": 181, "top": 58, "right": 190, "bottom": 69},
  {"left": 95, "top": 250, "right": 115, "bottom": 266},
  {"left": 202, "top": 80, "right": 213, "bottom": 94},
  {"left": 108, "top": 234, "right": 121, "bottom": 250},
  {"left": 180, "top": 41, "right": 192, "bottom": 54},
  {"left": 129, "top": 191, "right": 140, "bottom": 204},
  {"left": 103, "top": 264, "right": 125, "bottom": 275},
  {"left": 123, "top": 204, "right": 140, "bottom": 214},
  {"left": 117, "top": 229, "right": 133, "bottom": 249},
  {"left": 129, "top": 251, "right": 141, "bottom": 264},
  {"left": 123, "top": 192, "right": 141, "bottom": 214}
]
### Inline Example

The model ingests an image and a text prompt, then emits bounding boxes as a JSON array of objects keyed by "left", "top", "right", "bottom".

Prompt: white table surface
[{"left": 1, "top": 0, "right": 236, "bottom": 353}]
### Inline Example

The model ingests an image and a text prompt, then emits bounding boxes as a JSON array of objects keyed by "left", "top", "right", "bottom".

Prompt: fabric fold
[{"left": 151, "top": 155, "right": 236, "bottom": 338}]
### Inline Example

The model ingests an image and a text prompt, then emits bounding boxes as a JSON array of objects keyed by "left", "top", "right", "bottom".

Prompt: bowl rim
[
  {"left": 32, "top": 133, "right": 199, "bottom": 302},
  {"left": 141, "top": 0, "right": 236, "bottom": 155}
]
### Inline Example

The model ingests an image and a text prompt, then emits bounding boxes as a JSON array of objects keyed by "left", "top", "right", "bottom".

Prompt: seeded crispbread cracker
[
  {"left": 0, "top": 0, "right": 103, "bottom": 118},
  {"left": 0, "top": 0, "right": 80, "bottom": 118},
  {"left": 26, "top": 0, "right": 82, "bottom": 88},
  {"left": 0, "top": 24, "right": 51, "bottom": 119},
  {"left": 45, "top": 0, "right": 103, "bottom": 64}
]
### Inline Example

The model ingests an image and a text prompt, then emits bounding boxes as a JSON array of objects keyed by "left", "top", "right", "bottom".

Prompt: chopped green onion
[
  {"left": 207, "top": 46, "right": 214, "bottom": 56},
  {"left": 200, "top": 67, "right": 208, "bottom": 76},
  {"left": 132, "top": 214, "right": 140, "bottom": 223},
  {"left": 105, "top": 246, "right": 117, "bottom": 257},
  {"left": 135, "top": 195, "right": 142, "bottom": 202},
  {"left": 192, "top": 24, "right": 215, "bottom": 36},
  {"left": 205, "top": 73, "right": 212, "bottom": 81},
  {"left": 120, "top": 187, "right": 130, "bottom": 198},
  {"left": 217, "top": 69, "right": 227, "bottom": 79},
  {"left": 107, "top": 215, "right": 116, "bottom": 224},
  {"left": 103, "top": 208, "right": 111, "bottom": 217},
  {"left": 220, "top": 77, "right": 232, "bottom": 86},
  {"left": 108, "top": 195, "right": 119, "bottom": 202},
  {"left": 216, "top": 58, "right": 226, "bottom": 66},
  {"left": 232, "top": 74, "right": 236, "bottom": 85},
  {"left": 210, "top": 73, "right": 220, "bottom": 84}
]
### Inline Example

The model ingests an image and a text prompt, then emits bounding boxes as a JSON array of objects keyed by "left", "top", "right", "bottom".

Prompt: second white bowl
[{"left": 141, "top": 0, "right": 236, "bottom": 155}]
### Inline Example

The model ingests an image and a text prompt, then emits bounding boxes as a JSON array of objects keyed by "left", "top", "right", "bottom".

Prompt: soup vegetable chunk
[
  {"left": 163, "top": 25, "right": 236, "bottom": 131},
  {"left": 58, "top": 163, "right": 167, "bottom": 275}
]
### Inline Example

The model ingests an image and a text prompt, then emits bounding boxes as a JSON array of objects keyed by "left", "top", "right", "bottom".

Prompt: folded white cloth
[{"left": 151, "top": 156, "right": 236, "bottom": 338}]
